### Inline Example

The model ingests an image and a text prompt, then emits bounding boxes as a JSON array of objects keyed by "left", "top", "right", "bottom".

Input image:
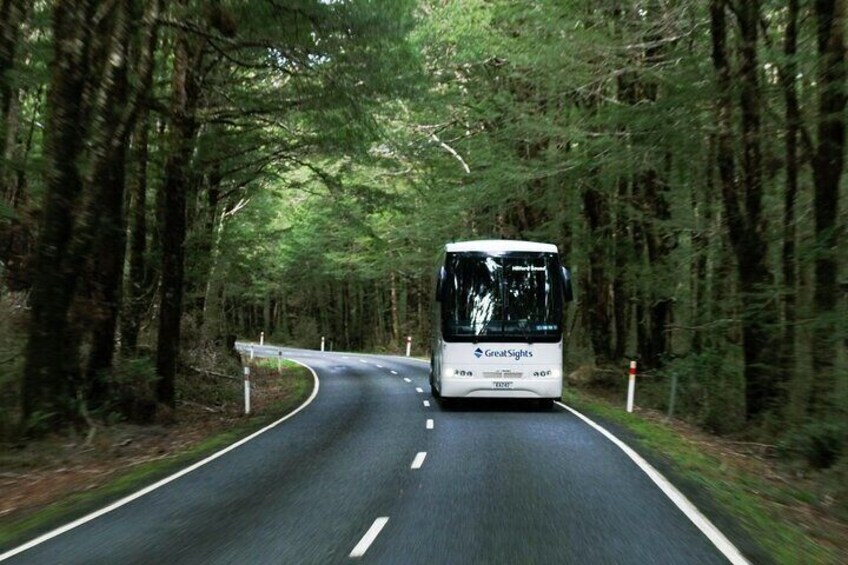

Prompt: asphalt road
[{"left": 1, "top": 346, "right": 746, "bottom": 564}]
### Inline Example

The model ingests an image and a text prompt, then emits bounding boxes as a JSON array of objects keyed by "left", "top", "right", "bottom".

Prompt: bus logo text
[{"left": 475, "top": 348, "right": 533, "bottom": 361}]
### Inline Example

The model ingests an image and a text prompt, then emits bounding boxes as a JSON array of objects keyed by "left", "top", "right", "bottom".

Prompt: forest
[{"left": 0, "top": 0, "right": 845, "bottom": 485}]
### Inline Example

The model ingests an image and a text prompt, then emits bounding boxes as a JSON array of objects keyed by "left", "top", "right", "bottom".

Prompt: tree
[
  {"left": 810, "top": 0, "right": 846, "bottom": 419},
  {"left": 155, "top": 0, "right": 202, "bottom": 409},
  {"left": 710, "top": 0, "right": 780, "bottom": 421},
  {"left": 20, "top": 0, "right": 164, "bottom": 429}
]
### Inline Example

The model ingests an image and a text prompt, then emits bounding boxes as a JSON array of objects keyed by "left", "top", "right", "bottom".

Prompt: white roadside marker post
[
  {"left": 277, "top": 351, "right": 282, "bottom": 374},
  {"left": 250, "top": 346, "right": 254, "bottom": 361},
  {"left": 320, "top": 336, "right": 325, "bottom": 352},
  {"left": 626, "top": 360, "right": 637, "bottom": 413},
  {"left": 244, "top": 366, "right": 251, "bottom": 415},
  {"left": 260, "top": 331, "right": 264, "bottom": 346},
  {"left": 405, "top": 336, "right": 412, "bottom": 357}
]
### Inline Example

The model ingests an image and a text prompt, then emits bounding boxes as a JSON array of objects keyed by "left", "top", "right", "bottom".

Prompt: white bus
[{"left": 430, "top": 240, "right": 574, "bottom": 409}]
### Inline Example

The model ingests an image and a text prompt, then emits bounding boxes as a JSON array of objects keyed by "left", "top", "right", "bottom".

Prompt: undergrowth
[{"left": 0, "top": 291, "right": 26, "bottom": 441}]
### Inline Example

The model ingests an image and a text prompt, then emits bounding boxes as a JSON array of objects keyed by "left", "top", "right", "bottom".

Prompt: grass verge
[
  {"left": 0, "top": 359, "right": 313, "bottom": 551},
  {"left": 563, "top": 387, "right": 845, "bottom": 564}
]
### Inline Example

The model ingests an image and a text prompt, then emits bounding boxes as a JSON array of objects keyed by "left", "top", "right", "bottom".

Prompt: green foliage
[
  {"left": 0, "top": 291, "right": 25, "bottom": 440},
  {"left": 779, "top": 422, "right": 848, "bottom": 471},
  {"left": 21, "top": 410, "right": 58, "bottom": 438},
  {"left": 656, "top": 350, "right": 747, "bottom": 435},
  {"left": 103, "top": 356, "right": 159, "bottom": 424}
]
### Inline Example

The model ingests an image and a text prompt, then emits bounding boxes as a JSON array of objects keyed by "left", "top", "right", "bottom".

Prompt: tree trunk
[
  {"left": 84, "top": 149, "right": 128, "bottom": 406},
  {"left": 0, "top": 87, "right": 40, "bottom": 291},
  {"left": 780, "top": 0, "right": 800, "bottom": 412},
  {"left": 121, "top": 107, "right": 151, "bottom": 355},
  {"left": 691, "top": 137, "right": 714, "bottom": 352},
  {"left": 582, "top": 184, "right": 613, "bottom": 363},
  {"left": 202, "top": 210, "right": 226, "bottom": 341},
  {"left": 342, "top": 282, "right": 350, "bottom": 349},
  {"left": 711, "top": 0, "right": 778, "bottom": 420},
  {"left": 263, "top": 293, "right": 271, "bottom": 338},
  {"left": 635, "top": 169, "right": 674, "bottom": 369},
  {"left": 810, "top": 0, "right": 846, "bottom": 418},
  {"left": 195, "top": 163, "right": 222, "bottom": 328},
  {"left": 21, "top": 0, "right": 99, "bottom": 430},
  {"left": 613, "top": 177, "right": 629, "bottom": 360},
  {"left": 390, "top": 269, "right": 400, "bottom": 345},
  {"left": 156, "top": 10, "right": 201, "bottom": 408},
  {"left": 0, "top": 0, "right": 26, "bottom": 197},
  {"left": 83, "top": 1, "right": 134, "bottom": 408}
]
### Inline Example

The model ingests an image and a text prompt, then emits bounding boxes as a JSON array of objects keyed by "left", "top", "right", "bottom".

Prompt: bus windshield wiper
[
  {"left": 517, "top": 319, "right": 533, "bottom": 344},
  {"left": 510, "top": 296, "right": 534, "bottom": 344}
]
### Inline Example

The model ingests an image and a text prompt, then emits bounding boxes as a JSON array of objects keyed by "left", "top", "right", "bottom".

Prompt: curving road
[{"left": 1, "top": 346, "right": 750, "bottom": 564}]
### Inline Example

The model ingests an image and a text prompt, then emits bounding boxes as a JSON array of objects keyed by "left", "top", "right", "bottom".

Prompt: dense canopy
[{"left": 0, "top": 1, "right": 845, "bottom": 477}]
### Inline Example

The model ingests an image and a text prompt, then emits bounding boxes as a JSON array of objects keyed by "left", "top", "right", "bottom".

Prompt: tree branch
[{"left": 430, "top": 133, "right": 471, "bottom": 174}]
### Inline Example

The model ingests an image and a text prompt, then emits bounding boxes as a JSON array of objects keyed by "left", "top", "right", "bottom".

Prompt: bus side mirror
[
  {"left": 435, "top": 266, "right": 447, "bottom": 302},
  {"left": 561, "top": 266, "right": 574, "bottom": 303}
]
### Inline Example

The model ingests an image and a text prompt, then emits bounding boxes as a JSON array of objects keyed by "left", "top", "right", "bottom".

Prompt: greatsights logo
[{"left": 474, "top": 348, "right": 533, "bottom": 361}]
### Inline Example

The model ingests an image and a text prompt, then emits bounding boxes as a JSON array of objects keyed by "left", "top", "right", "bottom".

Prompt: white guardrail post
[
  {"left": 260, "top": 331, "right": 264, "bottom": 346},
  {"left": 405, "top": 336, "right": 412, "bottom": 357},
  {"left": 626, "top": 360, "right": 637, "bottom": 413},
  {"left": 320, "top": 336, "right": 325, "bottom": 352},
  {"left": 244, "top": 366, "right": 251, "bottom": 415},
  {"left": 249, "top": 345, "right": 254, "bottom": 361}
]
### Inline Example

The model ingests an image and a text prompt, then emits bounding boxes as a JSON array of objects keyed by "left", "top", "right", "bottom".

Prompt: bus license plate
[{"left": 493, "top": 381, "right": 513, "bottom": 389}]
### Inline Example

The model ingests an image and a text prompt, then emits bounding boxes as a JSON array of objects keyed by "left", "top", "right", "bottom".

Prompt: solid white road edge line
[
  {"left": 0, "top": 358, "right": 321, "bottom": 563},
  {"left": 426, "top": 419, "right": 434, "bottom": 430},
  {"left": 411, "top": 452, "right": 427, "bottom": 469},
  {"left": 554, "top": 401, "right": 750, "bottom": 565},
  {"left": 349, "top": 517, "right": 389, "bottom": 558}
]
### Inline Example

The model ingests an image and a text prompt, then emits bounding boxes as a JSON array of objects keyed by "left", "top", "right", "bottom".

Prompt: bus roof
[{"left": 445, "top": 239, "right": 559, "bottom": 254}]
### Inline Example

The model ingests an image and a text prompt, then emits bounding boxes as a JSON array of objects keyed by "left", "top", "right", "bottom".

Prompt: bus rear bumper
[{"left": 439, "top": 378, "right": 562, "bottom": 399}]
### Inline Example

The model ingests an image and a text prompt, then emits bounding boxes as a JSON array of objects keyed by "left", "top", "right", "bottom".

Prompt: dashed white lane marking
[
  {"left": 359, "top": 359, "right": 368, "bottom": 364},
  {"left": 390, "top": 370, "right": 398, "bottom": 375},
  {"left": 426, "top": 419, "right": 434, "bottom": 429},
  {"left": 403, "top": 377, "right": 412, "bottom": 383},
  {"left": 0, "top": 358, "right": 322, "bottom": 563},
  {"left": 555, "top": 401, "right": 750, "bottom": 565},
  {"left": 415, "top": 387, "right": 424, "bottom": 393},
  {"left": 349, "top": 517, "right": 389, "bottom": 558},
  {"left": 411, "top": 452, "right": 427, "bottom": 469},
  {"left": 423, "top": 400, "right": 430, "bottom": 407},
  {"left": 376, "top": 364, "right": 383, "bottom": 369}
]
